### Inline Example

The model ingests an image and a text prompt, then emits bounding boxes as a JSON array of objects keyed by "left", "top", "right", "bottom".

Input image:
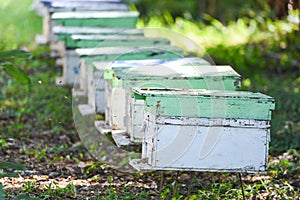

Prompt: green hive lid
[
  {"left": 71, "top": 34, "right": 169, "bottom": 43},
  {"left": 52, "top": 26, "right": 143, "bottom": 35},
  {"left": 51, "top": 11, "right": 139, "bottom": 19},
  {"left": 75, "top": 45, "right": 183, "bottom": 57},
  {"left": 70, "top": 35, "right": 170, "bottom": 48},
  {"left": 133, "top": 88, "right": 275, "bottom": 120},
  {"left": 116, "top": 65, "right": 240, "bottom": 79},
  {"left": 92, "top": 57, "right": 210, "bottom": 80},
  {"left": 92, "top": 57, "right": 209, "bottom": 73}
]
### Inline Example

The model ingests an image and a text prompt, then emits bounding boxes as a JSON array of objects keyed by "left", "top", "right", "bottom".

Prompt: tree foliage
[{"left": 132, "top": 0, "right": 300, "bottom": 24}]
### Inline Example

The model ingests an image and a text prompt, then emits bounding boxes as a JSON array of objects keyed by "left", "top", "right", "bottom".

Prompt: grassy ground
[{"left": 0, "top": 0, "right": 299, "bottom": 199}]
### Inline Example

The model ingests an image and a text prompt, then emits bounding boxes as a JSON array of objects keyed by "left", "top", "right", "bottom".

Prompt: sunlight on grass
[{"left": 138, "top": 11, "right": 299, "bottom": 49}]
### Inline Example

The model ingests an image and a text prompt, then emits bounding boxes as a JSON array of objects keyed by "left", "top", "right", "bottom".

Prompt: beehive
[
  {"left": 130, "top": 88, "right": 275, "bottom": 173},
  {"left": 103, "top": 57, "right": 211, "bottom": 131},
  {"left": 39, "top": 0, "right": 129, "bottom": 43},
  {"left": 110, "top": 65, "right": 241, "bottom": 142}
]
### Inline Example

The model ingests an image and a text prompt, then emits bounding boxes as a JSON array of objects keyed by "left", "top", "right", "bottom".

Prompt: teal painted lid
[
  {"left": 71, "top": 34, "right": 169, "bottom": 43},
  {"left": 52, "top": 26, "right": 143, "bottom": 35},
  {"left": 133, "top": 88, "right": 275, "bottom": 120},
  {"left": 75, "top": 45, "right": 183, "bottom": 57},
  {"left": 117, "top": 65, "right": 240, "bottom": 79}
]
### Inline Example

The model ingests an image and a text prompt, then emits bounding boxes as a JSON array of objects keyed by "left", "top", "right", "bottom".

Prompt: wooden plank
[
  {"left": 94, "top": 120, "right": 112, "bottom": 135},
  {"left": 130, "top": 158, "right": 267, "bottom": 173},
  {"left": 111, "top": 131, "right": 132, "bottom": 147},
  {"left": 78, "top": 104, "right": 95, "bottom": 116},
  {"left": 72, "top": 88, "right": 86, "bottom": 98}
]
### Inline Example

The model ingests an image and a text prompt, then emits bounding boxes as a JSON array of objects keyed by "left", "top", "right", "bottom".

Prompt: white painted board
[
  {"left": 142, "top": 112, "right": 270, "bottom": 173},
  {"left": 51, "top": 11, "right": 139, "bottom": 19},
  {"left": 63, "top": 50, "right": 80, "bottom": 86}
]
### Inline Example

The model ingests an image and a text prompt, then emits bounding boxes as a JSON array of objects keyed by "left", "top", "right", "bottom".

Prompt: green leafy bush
[{"left": 0, "top": 49, "right": 31, "bottom": 84}]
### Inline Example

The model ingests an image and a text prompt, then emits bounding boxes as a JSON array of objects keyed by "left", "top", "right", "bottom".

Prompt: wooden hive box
[
  {"left": 130, "top": 88, "right": 275, "bottom": 173},
  {"left": 101, "top": 57, "right": 211, "bottom": 133},
  {"left": 38, "top": 0, "right": 128, "bottom": 43},
  {"left": 52, "top": 27, "right": 143, "bottom": 86},
  {"left": 109, "top": 65, "right": 241, "bottom": 143},
  {"left": 50, "top": 11, "right": 139, "bottom": 86}
]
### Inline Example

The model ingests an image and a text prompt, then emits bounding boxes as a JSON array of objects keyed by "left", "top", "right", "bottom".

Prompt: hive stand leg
[
  {"left": 187, "top": 171, "right": 194, "bottom": 197},
  {"left": 172, "top": 171, "right": 180, "bottom": 198},
  {"left": 159, "top": 171, "right": 164, "bottom": 192},
  {"left": 238, "top": 173, "right": 246, "bottom": 200}
]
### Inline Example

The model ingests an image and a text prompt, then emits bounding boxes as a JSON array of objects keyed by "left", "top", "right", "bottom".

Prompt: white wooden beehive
[
  {"left": 104, "top": 57, "right": 212, "bottom": 130},
  {"left": 111, "top": 64, "right": 241, "bottom": 141},
  {"left": 130, "top": 88, "right": 275, "bottom": 173}
]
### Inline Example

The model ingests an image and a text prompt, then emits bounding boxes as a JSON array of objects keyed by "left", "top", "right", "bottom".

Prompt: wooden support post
[
  {"left": 172, "top": 171, "right": 180, "bottom": 198},
  {"left": 238, "top": 173, "right": 245, "bottom": 200}
]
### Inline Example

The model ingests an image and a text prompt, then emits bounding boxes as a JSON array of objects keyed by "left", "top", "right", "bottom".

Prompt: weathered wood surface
[
  {"left": 133, "top": 88, "right": 275, "bottom": 120},
  {"left": 141, "top": 117, "right": 270, "bottom": 173},
  {"left": 128, "top": 104, "right": 274, "bottom": 173}
]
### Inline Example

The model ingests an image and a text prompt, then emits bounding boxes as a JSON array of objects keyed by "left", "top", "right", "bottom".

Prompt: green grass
[
  {"left": 0, "top": 0, "right": 42, "bottom": 51},
  {"left": 0, "top": 0, "right": 299, "bottom": 199}
]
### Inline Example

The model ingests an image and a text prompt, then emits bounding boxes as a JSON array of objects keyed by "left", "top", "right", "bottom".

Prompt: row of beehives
[{"left": 34, "top": 0, "right": 275, "bottom": 173}]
